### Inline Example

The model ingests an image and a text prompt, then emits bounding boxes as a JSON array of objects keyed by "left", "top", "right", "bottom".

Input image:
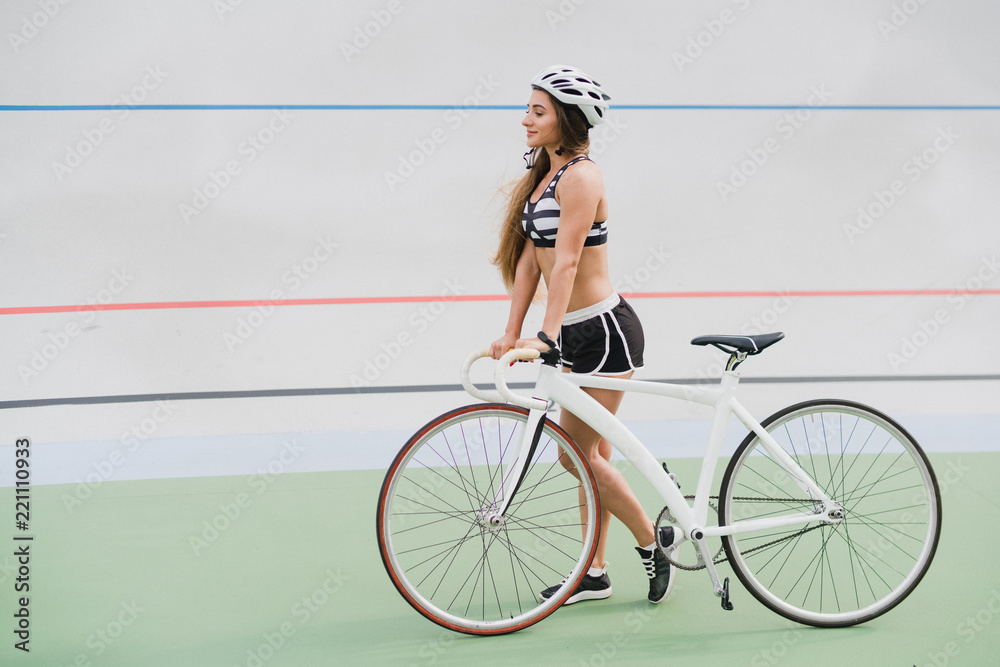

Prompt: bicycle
[{"left": 376, "top": 332, "right": 941, "bottom": 635}]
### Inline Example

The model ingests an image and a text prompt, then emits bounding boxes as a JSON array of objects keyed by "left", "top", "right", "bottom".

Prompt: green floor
[{"left": 2, "top": 452, "right": 998, "bottom": 666}]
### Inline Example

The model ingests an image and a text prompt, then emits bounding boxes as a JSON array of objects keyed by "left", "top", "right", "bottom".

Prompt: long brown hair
[{"left": 492, "top": 89, "right": 592, "bottom": 292}]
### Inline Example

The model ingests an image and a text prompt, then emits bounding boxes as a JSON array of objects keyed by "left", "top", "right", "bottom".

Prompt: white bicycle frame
[{"left": 461, "top": 348, "right": 844, "bottom": 601}]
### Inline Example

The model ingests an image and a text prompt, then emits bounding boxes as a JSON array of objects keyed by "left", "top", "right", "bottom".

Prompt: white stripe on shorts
[
  {"left": 562, "top": 292, "right": 620, "bottom": 326},
  {"left": 608, "top": 307, "right": 638, "bottom": 371}
]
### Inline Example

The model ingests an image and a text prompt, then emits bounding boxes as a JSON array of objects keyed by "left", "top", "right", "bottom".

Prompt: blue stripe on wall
[{"left": 2, "top": 104, "right": 999, "bottom": 112}]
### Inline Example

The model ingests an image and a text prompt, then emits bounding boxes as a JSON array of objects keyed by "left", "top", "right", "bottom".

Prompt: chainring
[{"left": 655, "top": 503, "right": 725, "bottom": 571}]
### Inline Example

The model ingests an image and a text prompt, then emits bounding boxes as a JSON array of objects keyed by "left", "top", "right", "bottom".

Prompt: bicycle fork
[{"left": 480, "top": 407, "right": 547, "bottom": 530}]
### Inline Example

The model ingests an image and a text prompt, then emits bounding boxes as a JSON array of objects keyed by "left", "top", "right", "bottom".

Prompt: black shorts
[{"left": 559, "top": 294, "right": 644, "bottom": 375}]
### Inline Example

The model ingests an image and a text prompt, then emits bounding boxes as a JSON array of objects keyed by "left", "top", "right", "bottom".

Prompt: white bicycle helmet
[{"left": 530, "top": 65, "right": 610, "bottom": 127}]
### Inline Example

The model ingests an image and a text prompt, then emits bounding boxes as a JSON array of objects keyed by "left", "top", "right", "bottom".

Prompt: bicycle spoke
[
  {"left": 402, "top": 462, "right": 485, "bottom": 514},
  {"left": 829, "top": 525, "right": 913, "bottom": 581},
  {"left": 416, "top": 524, "right": 479, "bottom": 592},
  {"left": 394, "top": 479, "right": 479, "bottom": 526},
  {"left": 479, "top": 418, "right": 496, "bottom": 510},
  {"left": 392, "top": 510, "right": 477, "bottom": 537}
]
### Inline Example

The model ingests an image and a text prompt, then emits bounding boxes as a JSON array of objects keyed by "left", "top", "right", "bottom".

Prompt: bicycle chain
[{"left": 657, "top": 495, "right": 826, "bottom": 572}]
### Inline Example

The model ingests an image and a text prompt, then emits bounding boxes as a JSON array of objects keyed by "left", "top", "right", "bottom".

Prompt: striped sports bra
[{"left": 522, "top": 155, "right": 608, "bottom": 248}]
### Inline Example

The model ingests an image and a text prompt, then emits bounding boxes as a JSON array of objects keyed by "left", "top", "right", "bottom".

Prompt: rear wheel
[
  {"left": 377, "top": 404, "right": 601, "bottom": 635},
  {"left": 719, "top": 400, "right": 941, "bottom": 626}
]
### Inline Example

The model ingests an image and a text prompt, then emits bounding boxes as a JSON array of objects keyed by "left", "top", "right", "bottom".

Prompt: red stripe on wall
[{"left": 1, "top": 289, "right": 997, "bottom": 316}]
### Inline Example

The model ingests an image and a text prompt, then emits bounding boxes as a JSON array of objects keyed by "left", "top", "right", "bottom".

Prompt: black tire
[
  {"left": 718, "top": 399, "right": 941, "bottom": 627},
  {"left": 377, "top": 404, "right": 601, "bottom": 635}
]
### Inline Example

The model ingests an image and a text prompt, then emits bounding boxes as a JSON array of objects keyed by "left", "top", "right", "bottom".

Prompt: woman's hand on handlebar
[
  {"left": 514, "top": 336, "right": 551, "bottom": 355},
  {"left": 490, "top": 333, "right": 553, "bottom": 361},
  {"left": 489, "top": 332, "right": 519, "bottom": 360}
]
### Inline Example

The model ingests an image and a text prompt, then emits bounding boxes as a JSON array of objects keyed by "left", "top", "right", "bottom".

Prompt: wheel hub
[
  {"left": 477, "top": 508, "right": 506, "bottom": 532},
  {"left": 827, "top": 505, "right": 847, "bottom": 521}
]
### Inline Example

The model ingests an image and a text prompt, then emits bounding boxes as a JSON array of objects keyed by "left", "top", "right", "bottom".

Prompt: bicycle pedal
[
  {"left": 661, "top": 462, "right": 680, "bottom": 490},
  {"left": 721, "top": 577, "right": 734, "bottom": 611}
]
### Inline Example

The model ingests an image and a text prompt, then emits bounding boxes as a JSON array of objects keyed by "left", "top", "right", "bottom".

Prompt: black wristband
[{"left": 537, "top": 331, "right": 557, "bottom": 349}]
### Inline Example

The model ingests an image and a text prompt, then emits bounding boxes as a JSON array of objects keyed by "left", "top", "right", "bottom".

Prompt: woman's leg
[
  {"left": 589, "top": 437, "right": 612, "bottom": 567},
  {"left": 559, "top": 372, "right": 654, "bottom": 568}
]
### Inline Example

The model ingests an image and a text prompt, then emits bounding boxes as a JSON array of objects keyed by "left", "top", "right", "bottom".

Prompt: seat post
[{"left": 726, "top": 351, "right": 748, "bottom": 372}]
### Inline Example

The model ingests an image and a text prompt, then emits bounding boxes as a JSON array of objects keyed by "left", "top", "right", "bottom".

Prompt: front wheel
[
  {"left": 377, "top": 404, "right": 601, "bottom": 635},
  {"left": 719, "top": 400, "right": 941, "bottom": 627}
]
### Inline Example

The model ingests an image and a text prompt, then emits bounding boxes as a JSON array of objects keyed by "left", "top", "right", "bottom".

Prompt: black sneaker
[
  {"left": 636, "top": 526, "right": 677, "bottom": 604},
  {"left": 538, "top": 567, "right": 612, "bottom": 605}
]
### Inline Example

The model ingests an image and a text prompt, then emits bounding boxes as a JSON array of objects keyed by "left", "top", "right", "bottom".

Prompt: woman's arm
[
  {"left": 490, "top": 239, "right": 541, "bottom": 359},
  {"left": 536, "top": 162, "right": 604, "bottom": 340}
]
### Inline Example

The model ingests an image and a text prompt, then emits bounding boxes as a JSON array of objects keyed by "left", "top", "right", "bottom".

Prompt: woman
[{"left": 489, "top": 65, "right": 676, "bottom": 606}]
